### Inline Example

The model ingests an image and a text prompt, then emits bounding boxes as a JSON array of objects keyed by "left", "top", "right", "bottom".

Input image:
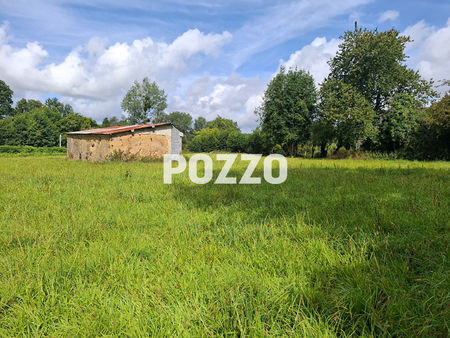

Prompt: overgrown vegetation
[
  {"left": 0, "top": 145, "right": 66, "bottom": 156},
  {"left": 0, "top": 155, "right": 448, "bottom": 335}
]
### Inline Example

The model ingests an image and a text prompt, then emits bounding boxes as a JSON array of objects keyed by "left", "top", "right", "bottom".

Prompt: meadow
[{"left": 0, "top": 155, "right": 448, "bottom": 336}]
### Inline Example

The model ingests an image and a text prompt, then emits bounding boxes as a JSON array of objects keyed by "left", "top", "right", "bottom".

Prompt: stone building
[{"left": 66, "top": 123, "right": 183, "bottom": 162}]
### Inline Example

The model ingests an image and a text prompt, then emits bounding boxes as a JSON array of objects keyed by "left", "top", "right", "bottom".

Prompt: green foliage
[
  {"left": 318, "top": 79, "right": 377, "bottom": 150},
  {"left": 247, "top": 129, "right": 271, "bottom": 154},
  {"left": 379, "top": 93, "right": 422, "bottom": 151},
  {"left": 0, "top": 145, "right": 65, "bottom": 155},
  {"left": 226, "top": 131, "right": 249, "bottom": 152},
  {"left": 405, "top": 93, "right": 450, "bottom": 160},
  {"left": 189, "top": 128, "right": 226, "bottom": 152},
  {"left": 0, "top": 156, "right": 448, "bottom": 335},
  {"left": 193, "top": 116, "right": 207, "bottom": 132},
  {"left": 153, "top": 111, "right": 193, "bottom": 134},
  {"left": 0, "top": 96, "right": 97, "bottom": 147},
  {"left": 328, "top": 27, "right": 436, "bottom": 113},
  {"left": 205, "top": 115, "right": 240, "bottom": 132},
  {"left": 101, "top": 116, "right": 127, "bottom": 127},
  {"left": 14, "top": 99, "right": 43, "bottom": 116},
  {"left": 45, "top": 97, "right": 74, "bottom": 117},
  {"left": 0, "top": 79, "right": 13, "bottom": 118},
  {"left": 258, "top": 67, "right": 317, "bottom": 156},
  {"left": 121, "top": 77, "right": 167, "bottom": 124}
]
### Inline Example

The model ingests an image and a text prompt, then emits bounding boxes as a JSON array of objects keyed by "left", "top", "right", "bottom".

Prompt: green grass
[{"left": 0, "top": 155, "right": 448, "bottom": 336}]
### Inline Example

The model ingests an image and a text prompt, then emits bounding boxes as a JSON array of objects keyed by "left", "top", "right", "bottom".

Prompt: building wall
[
  {"left": 67, "top": 134, "right": 110, "bottom": 162},
  {"left": 67, "top": 125, "right": 182, "bottom": 162},
  {"left": 109, "top": 133, "right": 168, "bottom": 158},
  {"left": 170, "top": 125, "right": 183, "bottom": 154}
]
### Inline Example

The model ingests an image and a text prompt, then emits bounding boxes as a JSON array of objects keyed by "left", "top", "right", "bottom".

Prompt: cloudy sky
[{"left": 0, "top": 0, "right": 449, "bottom": 131}]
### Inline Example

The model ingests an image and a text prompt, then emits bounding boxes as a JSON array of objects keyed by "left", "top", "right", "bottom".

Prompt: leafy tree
[
  {"left": 226, "top": 131, "right": 249, "bottom": 152},
  {"left": 189, "top": 128, "right": 221, "bottom": 152},
  {"left": 121, "top": 77, "right": 167, "bottom": 124},
  {"left": 14, "top": 99, "right": 43, "bottom": 116},
  {"left": 327, "top": 26, "right": 437, "bottom": 153},
  {"left": 59, "top": 113, "right": 97, "bottom": 133},
  {"left": 153, "top": 111, "right": 193, "bottom": 134},
  {"left": 247, "top": 129, "right": 271, "bottom": 154},
  {"left": 318, "top": 79, "right": 376, "bottom": 150},
  {"left": 257, "top": 67, "right": 317, "bottom": 156},
  {"left": 206, "top": 115, "right": 240, "bottom": 132},
  {"left": 193, "top": 116, "right": 207, "bottom": 132},
  {"left": 328, "top": 27, "right": 436, "bottom": 113},
  {"left": 101, "top": 116, "right": 124, "bottom": 127},
  {"left": 0, "top": 80, "right": 13, "bottom": 118},
  {"left": 379, "top": 93, "right": 423, "bottom": 151},
  {"left": 26, "top": 107, "right": 61, "bottom": 147},
  {"left": 0, "top": 117, "right": 14, "bottom": 144},
  {"left": 45, "top": 98, "right": 74, "bottom": 117},
  {"left": 406, "top": 93, "right": 450, "bottom": 160},
  {"left": 310, "top": 119, "right": 334, "bottom": 157}
]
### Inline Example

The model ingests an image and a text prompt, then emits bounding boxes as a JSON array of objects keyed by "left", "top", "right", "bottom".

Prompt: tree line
[
  {"left": 114, "top": 24, "right": 449, "bottom": 160},
  {"left": 256, "top": 26, "right": 448, "bottom": 160},
  {"left": 0, "top": 92, "right": 97, "bottom": 147},
  {"left": 0, "top": 24, "right": 448, "bottom": 160}
]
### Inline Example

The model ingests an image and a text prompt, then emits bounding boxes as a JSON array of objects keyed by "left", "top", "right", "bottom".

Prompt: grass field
[{"left": 0, "top": 155, "right": 449, "bottom": 336}]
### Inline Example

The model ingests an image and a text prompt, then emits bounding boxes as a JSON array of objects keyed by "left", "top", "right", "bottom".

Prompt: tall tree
[
  {"left": 318, "top": 79, "right": 376, "bottom": 150},
  {"left": 15, "top": 99, "right": 43, "bottom": 116},
  {"left": 327, "top": 27, "right": 436, "bottom": 113},
  {"left": 0, "top": 80, "right": 13, "bottom": 119},
  {"left": 45, "top": 98, "right": 74, "bottom": 117},
  {"left": 121, "top": 77, "right": 167, "bottom": 124},
  {"left": 193, "top": 116, "right": 207, "bottom": 132},
  {"left": 257, "top": 67, "right": 317, "bottom": 156},
  {"left": 379, "top": 93, "right": 423, "bottom": 151}
]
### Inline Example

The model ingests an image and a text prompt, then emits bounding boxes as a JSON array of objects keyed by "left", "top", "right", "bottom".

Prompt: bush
[
  {"left": 0, "top": 145, "right": 66, "bottom": 155},
  {"left": 226, "top": 131, "right": 249, "bottom": 152}
]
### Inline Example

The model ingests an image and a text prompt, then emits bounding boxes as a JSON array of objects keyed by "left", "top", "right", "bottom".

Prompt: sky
[{"left": 0, "top": 0, "right": 449, "bottom": 132}]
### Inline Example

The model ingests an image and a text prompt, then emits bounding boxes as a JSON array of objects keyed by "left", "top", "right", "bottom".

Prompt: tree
[
  {"left": 318, "top": 79, "right": 376, "bottom": 150},
  {"left": 121, "top": 77, "right": 167, "bottom": 124},
  {"left": 153, "top": 111, "right": 193, "bottom": 134},
  {"left": 328, "top": 27, "right": 436, "bottom": 113},
  {"left": 14, "top": 99, "right": 43, "bottom": 116},
  {"left": 101, "top": 116, "right": 124, "bottom": 127},
  {"left": 226, "top": 131, "right": 249, "bottom": 152},
  {"left": 45, "top": 98, "right": 74, "bottom": 117},
  {"left": 189, "top": 128, "right": 222, "bottom": 152},
  {"left": 326, "top": 26, "right": 437, "bottom": 152},
  {"left": 193, "top": 117, "right": 206, "bottom": 132},
  {"left": 257, "top": 67, "right": 317, "bottom": 156},
  {"left": 379, "top": 93, "right": 423, "bottom": 151},
  {"left": 0, "top": 80, "right": 13, "bottom": 118},
  {"left": 206, "top": 115, "right": 240, "bottom": 132},
  {"left": 406, "top": 93, "right": 450, "bottom": 160}
]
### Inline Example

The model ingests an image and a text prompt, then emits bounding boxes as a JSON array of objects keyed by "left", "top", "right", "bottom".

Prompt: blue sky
[{"left": 0, "top": 0, "right": 449, "bottom": 131}]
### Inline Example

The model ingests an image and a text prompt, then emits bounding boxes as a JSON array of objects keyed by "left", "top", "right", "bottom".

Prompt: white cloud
[
  {"left": 402, "top": 20, "right": 435, "bottom": 50},
  {"left": 169, "top": 73, "right": 266, "bottom": 132},
  {"left": 0, "top": 25, "right": 232, "bottom": 120},
  {"left": 378, "top": 10, "right": 399, "bottom": 23},
  {"left": 280, "top": 37, "right": 339, "bottom": 84},
  {"left": 403, "top": 18, "right": 450, "bottom": 92}
]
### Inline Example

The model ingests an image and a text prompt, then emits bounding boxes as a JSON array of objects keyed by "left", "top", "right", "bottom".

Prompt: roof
[{"left": 66, "top": 122, "right": 172, "bottom": 135}]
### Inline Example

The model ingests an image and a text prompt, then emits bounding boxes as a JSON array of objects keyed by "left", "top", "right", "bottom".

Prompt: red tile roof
[{"left": 66, "top": 123, "right": 172, "bottom": 135}]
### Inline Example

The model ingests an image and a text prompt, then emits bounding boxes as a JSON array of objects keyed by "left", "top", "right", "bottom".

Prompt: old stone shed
[{"left": 66, "top": 123, "right": 183, "bottom": 162}]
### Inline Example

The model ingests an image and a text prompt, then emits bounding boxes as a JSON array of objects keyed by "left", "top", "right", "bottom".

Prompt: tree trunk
[{"left": 320, "top": 143, "right": 327, "bottom": 157}]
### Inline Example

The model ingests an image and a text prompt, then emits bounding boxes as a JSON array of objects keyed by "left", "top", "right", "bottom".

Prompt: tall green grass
[{"left": 0, "top": 155, "right": 448, "bottom": 336}]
